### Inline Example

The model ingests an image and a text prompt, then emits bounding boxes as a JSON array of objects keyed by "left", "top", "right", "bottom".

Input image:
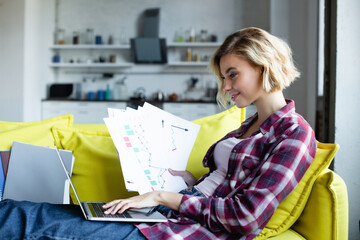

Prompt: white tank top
[{"left": 195, "top": 137, "right": 241, "bottom": 197}]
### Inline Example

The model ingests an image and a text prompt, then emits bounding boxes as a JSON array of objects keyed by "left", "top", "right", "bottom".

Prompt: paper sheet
[{"left": 104, "top": 102, "right": 200, "bottom": 194}]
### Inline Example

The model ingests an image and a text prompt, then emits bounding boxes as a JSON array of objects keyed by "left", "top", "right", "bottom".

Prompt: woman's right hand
[{"left": 168, "top": 168, "right": 197, "bottom": 186}]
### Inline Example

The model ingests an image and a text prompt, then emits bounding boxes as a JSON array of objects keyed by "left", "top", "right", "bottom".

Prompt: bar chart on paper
[{"left": 104, "top": 103, "right": 200, "bottom": 194}]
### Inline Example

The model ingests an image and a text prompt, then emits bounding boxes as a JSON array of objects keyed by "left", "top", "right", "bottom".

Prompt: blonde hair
[{"left": 210, "top": 27, "right": 300, "bottom": 108}]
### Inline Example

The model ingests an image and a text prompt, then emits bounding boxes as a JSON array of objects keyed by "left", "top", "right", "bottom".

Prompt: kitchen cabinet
[
  {"left": 42, "top": 100, "right": 126, "bottom": 124},
  {"left": 162, "top": 102, "right": 220, "bottom": 121}
]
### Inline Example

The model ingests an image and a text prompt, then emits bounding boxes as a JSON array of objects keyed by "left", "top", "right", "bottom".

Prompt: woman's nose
[{"left": 223, "top": 78, "right": 232, "bottom": 91}]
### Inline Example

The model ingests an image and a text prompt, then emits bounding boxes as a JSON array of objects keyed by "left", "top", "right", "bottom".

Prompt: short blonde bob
[{"left": 210, "top": 27, "right": 300, "bottom": 108}]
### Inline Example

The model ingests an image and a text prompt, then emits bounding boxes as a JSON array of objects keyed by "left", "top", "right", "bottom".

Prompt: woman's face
[{"left": 219, "top": 54, "right": 264, "bottom": 108}]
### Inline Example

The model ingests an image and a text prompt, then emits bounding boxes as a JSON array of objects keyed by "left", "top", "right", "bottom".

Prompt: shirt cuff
[{"left": 179, "top": 194, "right": 202, "bottom": 217}]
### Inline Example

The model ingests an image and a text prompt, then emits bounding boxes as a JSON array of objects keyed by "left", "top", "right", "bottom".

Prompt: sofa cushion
[
  {"left": 267, "top": 229, "right": 305, "bottom": 240},
  {"left": 188, "top": 106, "right": 246, "bottom": 178},
  {"left": 254, "top": 142, "right": 340, "bottom": 239},
  {"left": 291, "top": 169, "right": 348, "bottom": 240},
  {"left": 0, "top": 115, "right": 73, "bottom": 150},
  {"left": 52, "top": 126, "right": 138, "bottom": 204}
]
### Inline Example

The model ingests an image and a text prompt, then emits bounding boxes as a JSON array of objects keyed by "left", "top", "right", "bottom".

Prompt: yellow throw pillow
[
  {"left": 254, "top": 141, "right": 340, "bottom": 239},
  {"left": 0, "top": 114, "right": 73, "bottom": 150},
  {"left": 291, "top": 169, "right": 348, "bottom": 240},
  {"left": 52, "top": 126, "right": 138, "bottom": 204},
  {"left": 187, "top": 106, "right": 246, "bottom": 179}
]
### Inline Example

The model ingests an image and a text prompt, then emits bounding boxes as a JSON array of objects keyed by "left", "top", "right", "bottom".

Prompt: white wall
[
  {"left": 269, "top": 0, "right": 318, "bottom": 129},
  {"left": 23, "top": 0, "right": 55, "bottom": 122},
  {"left": 335, "top": 1, "right": 360, "bottom": 239},
  {"left": 0, "top": 0, "right": 25, "bottom": 121}
]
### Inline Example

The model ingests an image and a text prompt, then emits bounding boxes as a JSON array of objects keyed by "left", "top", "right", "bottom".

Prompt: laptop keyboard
[{"left": 89, "top": 202, "right": 132, "bottom": 218}]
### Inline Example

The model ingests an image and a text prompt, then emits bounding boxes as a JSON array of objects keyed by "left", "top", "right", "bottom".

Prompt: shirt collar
[
  {"left": 238, "top": 99, "right": 295, "bottom": 136},
  {"left": 259, "top": 99, "right": 295, "bottom": 134}
]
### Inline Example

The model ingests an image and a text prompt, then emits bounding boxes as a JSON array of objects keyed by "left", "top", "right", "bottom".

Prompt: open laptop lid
[
  {"left": 54, "top": 143, "right": 168, "bottom": 223},
  {"left": 54, "top": 143, "right": 88, "bottom": 219}
]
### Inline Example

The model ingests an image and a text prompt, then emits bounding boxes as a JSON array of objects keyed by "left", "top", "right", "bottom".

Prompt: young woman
[{"left": 0, "top": 27, "right": 316, "bottom": 240}]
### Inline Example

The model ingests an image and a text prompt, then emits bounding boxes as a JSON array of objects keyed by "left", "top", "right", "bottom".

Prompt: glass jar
[
  {"left": 189, "top": 27, "right": 196, "bottom": 42},
  {"left": 56, "top": 29, "right": 65, "bottom": 45},
  {"left": 72, "top": 31, "right": 79, "bottom": 45},
  {"left": 200, "top": 30, "right": 208, "bottom": 42},
  {"left": 86, "top": 28, "right": 94, "bottom": 44}
]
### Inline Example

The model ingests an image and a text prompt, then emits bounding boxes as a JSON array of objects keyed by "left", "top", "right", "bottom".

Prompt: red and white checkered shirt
[{"left": 136, "top": 100, "right": 317, "bottom": 239}]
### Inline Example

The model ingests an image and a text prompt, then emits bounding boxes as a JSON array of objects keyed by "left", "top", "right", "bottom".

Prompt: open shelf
[
  {"left": 50, "top": 44, "right": 130, "bottom": 50},
  {"left": 167, "top": 42, "right": 221, "bottom": 47},
  {"left": 49, "top": 63, "right": 133, "bottom": 68},
  {"left": 167, "top": 61, "right": 209, "bottom": 67}
]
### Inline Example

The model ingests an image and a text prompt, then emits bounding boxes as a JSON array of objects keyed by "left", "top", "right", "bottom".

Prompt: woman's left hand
[{"left": 102, "top": 191, "right": 161, "bottom": 215}]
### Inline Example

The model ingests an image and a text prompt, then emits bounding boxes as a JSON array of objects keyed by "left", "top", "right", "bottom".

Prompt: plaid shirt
[{"left": 137, "top": 100, "right": 317, "bottom": 240}]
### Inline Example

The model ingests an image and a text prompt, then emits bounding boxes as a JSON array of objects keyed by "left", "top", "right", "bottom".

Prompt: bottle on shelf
[
  {"left": 56, "top": 29, "right": 65, "bottom": 45},
  {"left": 85, "top": 28, "right": 94, "bottom": 44},
  {"left": 186, "top": 48, "right": 192, "bottom": 62},
  {"left": 108, "top": 35, "right": 113, "bottom": 45},
  {"left": 73, "top": 31, "right": 79, "bottom": 45},
  {"left": 113, "top": 77, "right": 128, "bottom": 100},
  {"left": 200, "top": 30, "right": 208, "bottom": 42},
  {"left": 105, "top": 84, "right": 112, "bottom": 100},
  {"left": 174, "top": 27, "right": 184, "bottom": 42},
  {"left": 119, "top": 29, "right": 127, "bottom": 44},
  {"left": 189, "top": 27, "right": 196, "bottom": 42}
]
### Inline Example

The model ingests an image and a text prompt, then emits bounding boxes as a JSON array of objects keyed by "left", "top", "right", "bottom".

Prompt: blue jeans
[
  {"left": 0, "top": 187, "right": 204, "bottom": 240},
  {"left": 156, "top": 186, "right": 205, "bottom": 214},
  {"left": 0, "top": 199, "right": 146, "bottom": 240}
]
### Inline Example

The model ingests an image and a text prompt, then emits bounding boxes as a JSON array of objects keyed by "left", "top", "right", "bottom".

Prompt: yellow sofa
[{"left": 0, "top": 107, "right": 348, "bottom": 239}]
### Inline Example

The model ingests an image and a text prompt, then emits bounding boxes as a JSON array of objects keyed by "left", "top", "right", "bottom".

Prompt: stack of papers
[{"left": 104, "top": 102, "right": 200, "bottom": 194}]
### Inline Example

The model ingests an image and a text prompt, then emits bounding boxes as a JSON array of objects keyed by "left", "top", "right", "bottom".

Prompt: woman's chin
[{"left": 234, "top": 100, "right": 251, "bottom": 109}]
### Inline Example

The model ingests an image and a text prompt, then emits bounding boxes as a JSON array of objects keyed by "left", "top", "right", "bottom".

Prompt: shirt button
[{"left": 228, "top": 174, "right": 231, "bottom": 178}]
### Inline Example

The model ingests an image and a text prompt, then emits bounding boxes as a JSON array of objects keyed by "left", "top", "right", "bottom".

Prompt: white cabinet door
[{"left": 42, "top": 101, "right": 126, "bottom": 124}]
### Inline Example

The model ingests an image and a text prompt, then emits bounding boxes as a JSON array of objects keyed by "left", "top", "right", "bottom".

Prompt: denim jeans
[
  {"left": 0, "top": 187, "right": 204, "bottom": 240},
  {"left": 156, "top": 186, "right": 205, "bottom": 214},
  {"left": 0, "top": 199, "right": 146, "bottom": 240}
]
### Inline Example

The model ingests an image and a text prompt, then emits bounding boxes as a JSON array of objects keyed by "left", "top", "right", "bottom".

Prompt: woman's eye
[{"left": 229, "top": 73, "right": 237, "bottom": 79}]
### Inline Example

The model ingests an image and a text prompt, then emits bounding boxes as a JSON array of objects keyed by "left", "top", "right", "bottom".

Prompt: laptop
[
  {"left": 54, "top": 144, "right": 167, "bottom": 222},
  {"left": 3, "top": 142, "right": 73, "bottom": 204}
]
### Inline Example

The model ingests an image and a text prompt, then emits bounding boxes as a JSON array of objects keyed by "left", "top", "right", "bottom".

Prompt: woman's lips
[{"left": 230, "top": 93, "right": 240, "bottom": 101}]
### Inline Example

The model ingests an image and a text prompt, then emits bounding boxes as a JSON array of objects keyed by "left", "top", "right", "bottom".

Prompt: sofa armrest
[{"left": 291, "top": 169, "right": 348, "bottom": 240}]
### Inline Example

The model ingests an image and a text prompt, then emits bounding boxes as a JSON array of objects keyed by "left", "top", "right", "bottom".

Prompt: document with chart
[{"left": 104, "top": 103, "right": 200, "bottom": 194}]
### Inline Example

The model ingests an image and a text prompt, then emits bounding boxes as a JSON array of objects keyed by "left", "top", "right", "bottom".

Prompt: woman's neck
[{"left": 253, "top": 91, "right": 287, "bottom": 124}]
